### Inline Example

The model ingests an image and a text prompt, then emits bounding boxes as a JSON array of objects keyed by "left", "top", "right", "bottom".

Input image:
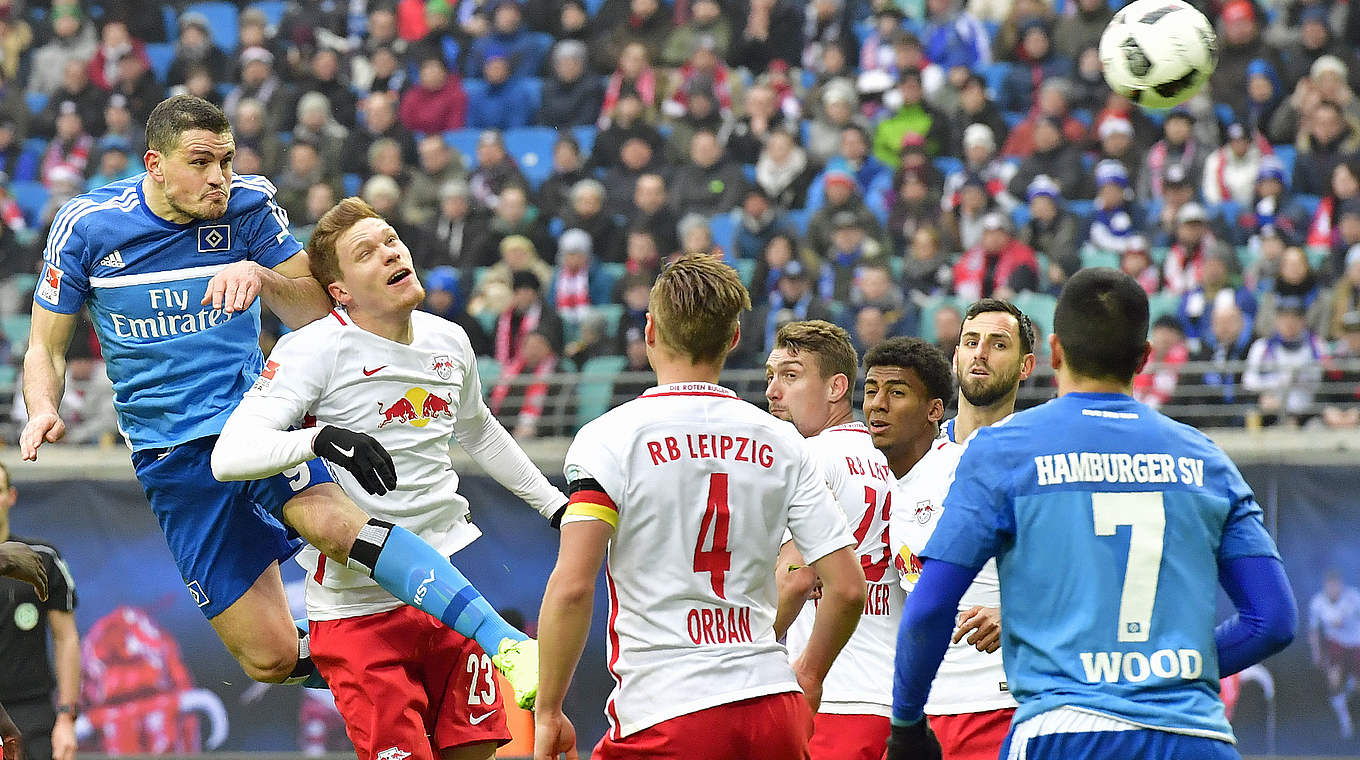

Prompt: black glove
[
  {"left": 313, "top": 426, "right": 397, "bottom": 496},
  {"left": 885, "top": 718, "right": 943, "bottom": 760}
]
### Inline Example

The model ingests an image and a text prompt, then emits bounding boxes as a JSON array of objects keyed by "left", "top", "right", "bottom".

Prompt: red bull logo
[
  {"left": 895, "top": 548, "right": 925, "bottom": 584},
  {"left": 378, "top": 388, "right": 456, "bottom": 428}
]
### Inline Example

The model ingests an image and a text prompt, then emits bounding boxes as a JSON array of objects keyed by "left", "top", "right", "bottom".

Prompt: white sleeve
[
  {"left": 211, "top": 330, "right": 330, "bottom": 481},
  {"left": 451, "top": 332, "right": 567, "bottom": 521},
  {"left": 786, "top": 439, "right": 856, "bottom": 564}
]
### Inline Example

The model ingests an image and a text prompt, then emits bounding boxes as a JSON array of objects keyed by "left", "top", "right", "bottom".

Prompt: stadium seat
[
  {"left": 476, "top": 356, "right": 501, "bottom": 389},
  {"left": 1003, "top": 110, "right": 1027, "bottom": 130},
  {"left": 443, "top": 128, "right": 482, "bottom": 168},
  {"left": 917, "top": 296, "right": 966, "bottom": 344},
  {"left": 1294, "top": 193, "right": 1321, "bottom": 217},
  {"left": 733, "top": 258, "right": 756, "bottom": 288},
  {"left": 708, "top": 212, "right": 736, "bottom": 256},
  {"left": 10, "top": 180, "right": 47, "bottom": 227},
  {"left": 1010, "top": 204, "right": 1031, "bottom": 229},
  {"left": 570, "top": 125, "right": 596, "bottom": 157},
  {"left": 932, "top": 156, "right": 962, "bottom": 177},
  {"left": 1080, "top": 246, "right": 1120, "bottom": 270},
  {"left": 343, "top": 173, "right": 362, "bottom": 196},
  {"left": 504, "top": 127, "right": 558, "bottom": 190},
  {"left": 183, "top": 2, "right": 239, "bottom": 53},
  {"left": 786, "top": 208, "right": 811, "bottom": 235},
  {"left": 1271, "top": 145, "right": 1295, "bottom": 183},
  {"left": 1147, "top": 290, "right": 1180, "bottom": 326},
  {"left": 1214, "top": 104, "right": 1235, "bottom": 127},
  {"left": 592, "top": 303, "right": 623, "bottom": 336},
  {"left": 584, "top": 0, "right": 606, "bottom": 17},
  {"left": 980, "top": 62, "right": 1011, "bottom": 100},
  {"left": 248, "top": 0, "right": 286, "bottom": 28},
  {"left": 1012, "top": 292, "right": 1057, "bottom": 338},
  {"left": 576, "top": 355, "right": 627, "bottom": 430},
  {"left": 2, "top": 314, "right": 31, "bottom": 350},
  {"left": 24, "top": 92, "right": 46, "bottom": 115},
  {"left": 145, "top": 42, "right": 175, "bottom": 84}
]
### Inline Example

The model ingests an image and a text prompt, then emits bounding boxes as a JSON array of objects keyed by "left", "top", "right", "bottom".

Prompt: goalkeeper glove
[
  {"left": 313, "top": 426, "right": 397, "bottom": 495},
  {"left": 885, "top": 717, "right": 943, "bottom": 760}
]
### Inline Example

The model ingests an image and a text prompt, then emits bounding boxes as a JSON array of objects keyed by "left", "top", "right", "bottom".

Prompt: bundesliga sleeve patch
[
  {"left": 252, "top": 360, "right": 280, "bottom": 391},
  {"left": 37, "top": 264, "right": 62, "bottom": 305},
  {"left": 564, "top": 477, "right": 619, "bottom": 528}
]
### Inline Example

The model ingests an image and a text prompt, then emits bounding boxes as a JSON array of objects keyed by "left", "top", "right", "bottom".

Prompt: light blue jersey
[
  {"left": 923, "top": 392, "right": 1280, "bottom": 742},
  {"left": 35, "top": 173, "right": 300, "bottom": 450}
]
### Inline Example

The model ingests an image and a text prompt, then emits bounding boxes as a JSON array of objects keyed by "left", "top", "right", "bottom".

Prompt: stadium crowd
[{"left": 0, "top": 0, "right": 1358, "bottom": 440}]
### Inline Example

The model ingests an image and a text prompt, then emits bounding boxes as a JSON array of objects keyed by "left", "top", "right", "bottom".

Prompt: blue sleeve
[
  {"left": 921, "top": 434, "right": 1014, "bottom": 568},
  {"left": 1215, "top": 555, "right": 1297, "bottom": 676},
  {"left": 1215, "top": 454, "right": 1281, "bottom": 561},
  {"left": 35, "top": 200, "right": 92, "bottom": 314},
  {"left": 239, "top": 180, "right": 303, "bottom": 269},
  {"left": 892, "top": 558, "right": 979, "bottom": 724}
]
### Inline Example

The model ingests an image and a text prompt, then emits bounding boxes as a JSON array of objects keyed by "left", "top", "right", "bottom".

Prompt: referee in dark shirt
[{"left": 0, "top": 463, "right": 78, "bottom": 760}]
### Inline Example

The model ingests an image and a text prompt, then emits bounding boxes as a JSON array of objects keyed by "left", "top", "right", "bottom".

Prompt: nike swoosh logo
[
  {"left": 468, "top": 710, "right": 498, "bottom": 725},
  {"left": 363, "top": 366, "right": 388, "bottom": 376},
  {"left": 332, "top": 444, "right": 355, "bottom": 458}
]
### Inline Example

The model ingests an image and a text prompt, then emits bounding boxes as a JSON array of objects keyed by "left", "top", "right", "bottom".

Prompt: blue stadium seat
[
  {"left": 162, "top": 6, "right": 179, "bottom": 42},
  {"left": 343, "top": 173, "right": 362, "bottom": 196},
  {"left": 734, "top": 258, "right": 756, "bottom": 288},
  {"left": 184, "top": 2, "right": 239, "bottom": 53},
  {"left": 1003, "top": 110, "right": 1027, "bottom": 130},
  {"left": 24, "top": 92, "right": 47, "bottom": 115},
  {"left": 443, "top": 128, "right": 482, "bottom": 168},
  {"left": 933, "top": 156, "right": 962, "bottom": 177},
  {"left": 249, "top": 0, "right": 286, "bottom": 28},
  {"left": 708, "top": 212, "right": 737, "bottom": 255},
  {"left": 461, "top": 78, "right": 489, "bottom": 105},
  {"left": 571, "top": 125, "right": 596, "bottom": 157},
  {"left": 1011, "top": 204, "right": 1031, "bottom": 229},
  {"left": 786, "top": 208, "right": 811, "bottom": 236},
  {"left": 145, "top": 42, "right": 175, "bottom": 84},
  {"left": 520, "top": 77, "right": 543, "bottom": 114},
  {"left": 1214, "top": 103, "right": 1235, "bottom": 126},
  {"left": 584, "top": 0, "right": 607, "bottom": 17},
  {"left": 10, "top": 180, "right": 48, "bottom": 227},
  {"left": 980, "top": 62, "right": 1011, "bottom": 99},
  {"left": 1271, "top": 145, "right": 1295, "bottom": 182},
  {"left": 1080, "top": 246, "right": 1120, "bottom": 270},
  {"left": 505, "top": 126, "right": 558, "bottom": 190},
  {"left": 1294, "top": 193, "right": 1321, "bottom": 217}
]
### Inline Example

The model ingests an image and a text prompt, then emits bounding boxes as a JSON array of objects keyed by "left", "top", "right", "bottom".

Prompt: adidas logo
[{"left": 99, "top": 250, "right": 125, "bottom": 268}]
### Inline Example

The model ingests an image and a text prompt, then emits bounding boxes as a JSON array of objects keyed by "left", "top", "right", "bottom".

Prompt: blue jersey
[
  {"left": 923, "top": 392, "right": 1280, "bottom": 742},
  {"left": 35, "top": 173, "right": 301, "bottom": 450}
]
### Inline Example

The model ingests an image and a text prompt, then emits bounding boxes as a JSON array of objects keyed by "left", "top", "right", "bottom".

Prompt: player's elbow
[{"left": 1262, "top": 604, "right": 1298, "bottom": 657}]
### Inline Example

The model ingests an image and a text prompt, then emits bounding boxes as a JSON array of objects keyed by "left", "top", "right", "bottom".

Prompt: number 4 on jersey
[{"left": 694, "top": 473, "right": 732, "bottom": 599}]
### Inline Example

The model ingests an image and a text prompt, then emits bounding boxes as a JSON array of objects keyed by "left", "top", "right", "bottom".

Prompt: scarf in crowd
[
  {"left": 494, "top": 302, "right": 540, "bottom": 365},
  {"left": 555, "top": 268, "right": 591, "bottom": 320},
  {"left": 756, "top": 147, "right": 808, "bottom": 198},
  {"left": 1146, "top": 140, "right": 1198, "bottom": 199},
  {"left": 489, "top": 354, "right": 557, "bottom": 421}
]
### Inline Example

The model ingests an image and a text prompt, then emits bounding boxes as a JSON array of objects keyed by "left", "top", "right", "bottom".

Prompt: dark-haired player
[
  {"left": 887, "top": 269, "right": 1297, "bottom": 760},
  {"left": 22, "top": 95, "right": 546, "bottom": 694}
]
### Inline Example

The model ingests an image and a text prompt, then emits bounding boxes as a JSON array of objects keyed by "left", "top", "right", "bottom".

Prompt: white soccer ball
[{"left": 1099, "top": 0, "right": 1219, "bottom": 110}]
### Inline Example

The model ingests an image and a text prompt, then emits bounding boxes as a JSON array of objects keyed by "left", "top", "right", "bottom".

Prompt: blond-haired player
[
  {"left": 534, "top": 255, "right": 867, "bottom": 760},
  {"left": 765, "top": 320, "right": 900, "bottom": 760}
]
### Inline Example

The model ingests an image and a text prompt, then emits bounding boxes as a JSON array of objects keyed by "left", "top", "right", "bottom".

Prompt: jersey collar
[
  {"left": 942, "top": 417, "right": 956, "bottom": 443},
  {"left": 641, "top": 382, "right": 739, "bottom": 399},
  {"left": 825, "top": 421, "right": 870, "bottom": 434}
]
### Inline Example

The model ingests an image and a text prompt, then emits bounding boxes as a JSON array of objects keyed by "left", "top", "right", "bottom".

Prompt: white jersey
[
  {"left": 241, "top": 308, "right": 564, "bottom": 620},
  {"left": 1311, "top": 586, "right": 1360, "bottom": 648},
  {"left": 562, "top": 382, "right": 855, "bottom": 739},
  {"left": 786, "top": 422, "right": 901, "bottom": 716},
  {"left": 890, "top": 427, "right": 1017, "bottom": 715}
]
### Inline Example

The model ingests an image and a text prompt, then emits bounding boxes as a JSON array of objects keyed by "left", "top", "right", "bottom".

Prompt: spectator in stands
[
  {"left": 295, "top": 48, "right": 357, "bottom": 129},
  {"left": 1244, "top": 224, "right": 1288, "bottom": 293},
  {"left": 274, "top": 141, "right": 340, "bottom": 222},
  {"left": 26, "top": 3, "right": 95, "bottom": 97},
  {"left": 467, "top": 0, "right": 550, "bottom": 80},
  {"left": 729, "top": 0, "right": 804, "bottom": 73},
  {"left": 493, "top": 269, "right": 564, "bottom": 367},
  {"left": 857, "top": 5, "right": 906, "bottom": 74},
  {"left": 946, "top": 73, "right": 1007, "bottom": 158},
  {"left": 39, "top": 103, "right": 90, "bottom": 188},
  {"left": 1188, "top": 297, "right": 1255, "bottom": 427},
  {"left": 1326, "top": 202, "right": 1360, "bottom": 284},
  {"left": 97, "top": 93, "right": 144, "bottom": 161},
  {"left": 109, "top": 48, "right": 162, "bottom": 126},
  {"left": 225, "top": 99, "right": 280, "bottom": 179},
  {"left": 419, "top": 266, "right": 491, "bottom": 356},
  {"left": 471, "top": 233, "right": 554, "bottom": 316},
  {"left": 1020, "top": 175, "right": 1082, "bottom": 276},
  {"left": 404, "top": 135, "right": 466, "bottom": 228},
  {"left": 755, "top": 128, "right": 817, "bottom": 210},
  {"left": 1133, "top": 315, "right": 1190, "bottom": 411},
  {"left": 475, "top": 184, "right": 554, "bottom": 264},
  {"left": 363, "top": 174, "right": 428, "bottom": 253},
  {"left": 174, "top": 64, "right": 219, "bottom": 107},
  {"left": 1119, "top": 237, "right": 1161, "bottom": 295},
  {"left": 804, "top": 79, "right": 862, "bottom": 163},
  {"left": 942, "top": 124, "right": 1019, "bottom": 213},
  {"left": 367, "top": 138, "right": 414, "bottom": 194},
  {"left": 1320, "top": 310, "right": 1360, "bottom": 428},
  {"left": 1001, "top": 79, "right": 1087, "bottom": 159},
  {"left": 1179, "top": 247, "right": 1259, "bottom": 353},
  {"left": 1165, "top": 201, "right": 1237, "bottom": 293},
  {"left": 343, "top": 95, "right": 418, "bottom": 176},
  {"left": 408, "top": 0, "right": 461, "bottom": 70},
  {"left": 662, "top": 0, "right": 731, "bottom": 66},
  {"left": 422, "top": 179, "right": 491, "bottom": 272},
  {"left": 749, "top": 232, "right": 807, "bottom": 307},
  {"left": 224, "top": 47, "right": 294, "bottom": 132},
  {"left": 592, "top": 0, "right": 673, "bottom": 74},
  {"left": 1245, "top": 295, "right": 1330, "bottom": 425},
  {"left": 934, "top": 301, "right": 965, "bottom": 356},
  {"left": 748, "top": 259, "right": 836, "bottom": 360},
  {"left": 1087, "top": 160, "right": 1142, "bottom": 256},
  {"left": 467, "top": 50, "right": 537, "bottom": 130},
  {"left": 1203, "top": 122, "right": 1264, "bottom": 208},
  {"left": 538, "top": 135, "right": 589, "bottom": 222},
  {"left": 468, "top": 130, "right": 527, "bottom": 209},
  {"left": 826, "top": 124, "right": 890, "bottom": 205},
  {"left": 166, "top": 13, "right": 227, "bottom": 87},
  {"left": 0, "top": 6, "right": 32, "bottom": 83},
  {"left": 663, "top": 78, "right": 727, "bottom": 164},
  {"left": 1272, "top": 55, "right": 1360, "bottom": 141},
  {"left": 291, "top": 181, "right": 337, "bottom": 245},
  {"left": 873, "top": 69, "right": 949, "bottom": 165},
  {"left": 1292, "top": 100, "right": 1360, "bottom": 197},
  {"left": 1145, "top": 163, "right": 1195, "bottom": 247},
  {"left": 1210, "top": 0, "right": 1284, "bottom": 118},
  {"left": 1008, "top": 115, "right": 1088, "bottom": 200},
  {"left": 1053, "top": 0, "right": 1111, "bottom": 59},
  {"left": 599, "top": 42, "right": 659, "bottom": 128},
  {"left": 999, "top": 20, "right": 1071, "bottom": 113},
  {"left": 37, "top": 163, "right": 81, "bottom": 230},
  {"left": 0, "top": 69, "right": 25, "bottom": 148},
  {"left": 86, "top": 138, "right": 136, "bottom": 190},
  {"left": 850, "top": 262, "right": 908, "bottom": 330},
  {"left": 1064, "top": 46, "right": 1108, "bottom": 113},
  {"left": 86, "top": 18, "right": 145, "bottom": 94},
  {"left": 36, "top": 60, "right": 104, "bottom": 140},
  {"left": 399, "top": 56, "right": 468, "bottom": 134},
  {"left": 610, "top": 332, "right": 654, "bottom": 402},
  {"left": 538, "top": 40, "right": 604, "bottom": 128},
  {"left": 903, "top": 226, "right": 952, "bottom": 301},
  {"left": 490, "top": 328, "right": 560, "bottom": 439},
  {"left": 565, "top": 311, "right": 616, "bottom": 368},
  {"left": 1307, "top": 161, "right": 1360, "bottom": 249},
  {"left": 589, "top": 88, "right": 663, "bottom": 170},
  {"left": 888, "top": 169, "right": 942, "bottom": 252},
  {"left": 897, "top": 132, "right": 946, "bottom": 196},
  {"left": 806, "top": 169, "right": 886, "bottom": 255},
  {"left": 628, "top": 173, "right": 679, "bottom": 257},
  {"left": 943, "top": 173, "right": 993, "bottom": 252},
  {"left": 359, "top": 7, "right": 406, "bottom": 59},
  {"left": 358, "top": 45, "right": 408, "bottom": 99},
  {"left": 603, "top": 136, "right": 663, "bottom": 217},
  {"left": 614, "top": 271, "right": 652, "bottom": 342},
  {"left": 664, "top": 36, "right": 736, "bottom": 123},
  {"left": 669, "top": 130, "right": 746, "bottom": 216},
  {"left": 1141, "top": 111, "right": 1206, "bottom": 203},
  {"left": 726, "top": 84, "right": 782, "bottom": 166},
  {"left": 1093, "top": 116, "right": 1144, "bottom": 194},
  {"left": 953, "top": 211, "right": 1039, "bottom": 300},
  {"left": 818, "top": 211, "right": 884, "bottom": 301},
  {"left": 676, "top": 212, "right": 725, "bottom": 259},
  {"left": 561, "top": 179, "right": 625, "bottom": 263},
  {"left": 1328, "top": 246, "right": 1360, "bottom": 339},
  {"left": 1243, "top": 58, "right": 1287, "bottom": 143},
  {"left": 553, "top": 228, "right": 603, "bottom": 321},
  {"left": 922, "top": 0, "right": 990, "bottom": 71},
  {"left": 1256, "top": 245, "right": 1329, "bottom": 338},
  {"left": 733, "top": 186, "right": 789, "bottom": 261},
  {"left": 292, "top": 93, "right": 348, "bottom": 173}
]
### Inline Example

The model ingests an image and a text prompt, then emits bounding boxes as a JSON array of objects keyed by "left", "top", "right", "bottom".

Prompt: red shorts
[
  {"left": 1323, "top": 639, "right": 1360, "bottom": 679},
  {"left": 927, "top": 708, "right": 1015, "bottom": 760},
  {"left": 809, "top": 712, "right": 890, "bottom": 760},
  {"left": 310, "top": 605, "right": 511, "bottom": 760},
  {"left": 593, "top": 692, "right": 814, "bottom": 760}
]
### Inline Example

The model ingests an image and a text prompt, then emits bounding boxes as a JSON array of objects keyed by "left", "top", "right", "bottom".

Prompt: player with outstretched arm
[
  {"left": 886, "top": 268, "right": 1297, "bottom": 760},
  {"left": 533, "top": 255, "right": 867, "bottom": 760},
  {"left": 764, "top": 320, "right": 900, "bottom": 760},
  {"left": 211, "top": 197, "right": 566, "bottom": 759},
  {"left": 23, "top": 95, "right": 541, "bottom": 696}
]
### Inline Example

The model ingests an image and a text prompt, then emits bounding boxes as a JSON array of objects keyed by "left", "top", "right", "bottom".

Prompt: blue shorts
[
  {"left": 132, "top": 435, "right": 334, "bottom": 619},
  {"left": 1002, "top": 724, "right": 1240, "bottom": 760}
]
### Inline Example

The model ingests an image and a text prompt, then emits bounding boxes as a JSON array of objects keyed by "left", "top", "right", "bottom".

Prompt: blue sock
[{"left": 348, "top": 519, "right": 527, "bottom": 655}]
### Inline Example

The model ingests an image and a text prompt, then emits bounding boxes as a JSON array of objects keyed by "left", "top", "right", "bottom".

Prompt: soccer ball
[{"left": 1099, "top": 0, "right": 1218, "bottom": 110}]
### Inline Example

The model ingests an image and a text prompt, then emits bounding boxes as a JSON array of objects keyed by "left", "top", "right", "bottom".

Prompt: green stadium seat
[
  {"left": 1080, "top": 246, "right": 1121, "bottom": 270},
  {"left": 1147, "top": 291, "right": 1181, "bottom": 328},
  {"left": 1012, "top": 292, "right": 1057, "bottom": 339},
  {"left": 733, "top": 258, "right": 756, "bottom": 288},
  {"left": 917, "top": 296, "right": 966, "bottom": 345},
  {"left": 592, "top": 303, "right": 623, "bottom": 337},
  {"left": 476, "top": 356, "right": 501, "bottom": 390},
  {"left": 576, "top": 355, "right": 627, "bottom": 430}
]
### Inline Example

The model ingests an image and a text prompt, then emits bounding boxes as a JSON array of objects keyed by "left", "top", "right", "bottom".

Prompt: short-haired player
[
  {"left": 534, "top": 255, "right": 867, "bottom": 760},
  {"left": 764, "top": 320, "right": 899, "bottom": 760},
  {"left": 888, "top": 298, "right": 1036, "bottom": 760}
]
